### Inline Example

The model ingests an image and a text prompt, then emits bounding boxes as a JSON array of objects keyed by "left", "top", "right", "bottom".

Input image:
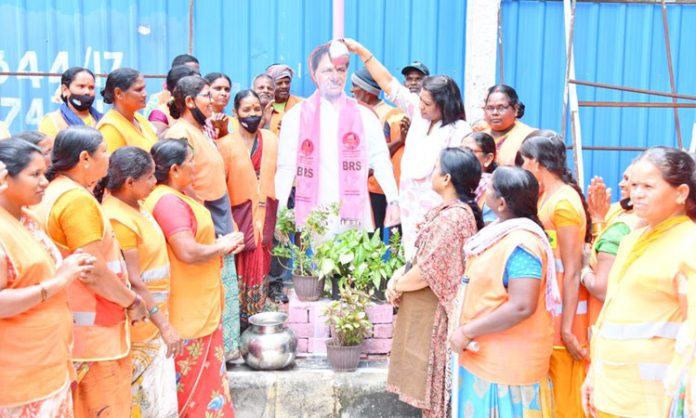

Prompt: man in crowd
[
  {"left": 252, "top": 73, "right": 276, "bottom": 130},
  {"left": 397, "top": 60, "right": 430, "bottom": 142},
  {"left": 144, "top": 54, "right": 200, "bottom": 117},
  {"left": 401, "top": 60, "right": 429, "bottom": 94},
  {"left": 265, "top": 64, "right": 302, "bottom": 136}
]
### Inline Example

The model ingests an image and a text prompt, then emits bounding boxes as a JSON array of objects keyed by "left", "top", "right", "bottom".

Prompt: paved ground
[{"left": 228, "top": 357, "right": 421, "bottom": 418}]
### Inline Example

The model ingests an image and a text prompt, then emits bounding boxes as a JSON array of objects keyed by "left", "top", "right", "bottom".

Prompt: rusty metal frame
[
  {"left": 579, "top": 102, "right": 696, "bottom": 108},
  {"left": 660, "top": 0, "right": 683, "bottom": 148},
  {"left": 569, "top": 79, "right": 696, "bottom": 101},
  {"left": 559, "top": 0, "right": 690, "bottom": 158}
]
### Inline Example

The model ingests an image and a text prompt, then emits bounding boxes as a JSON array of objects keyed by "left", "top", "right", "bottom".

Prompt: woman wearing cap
[
  {"left": 97, "top": 68, "right": 158, "bottom": 152},
  {"left": 39, "top": 67, "right": 103, "bottom": 139},
  {"left": 344, "top": 39, "right": 472, "bottom": 259}
]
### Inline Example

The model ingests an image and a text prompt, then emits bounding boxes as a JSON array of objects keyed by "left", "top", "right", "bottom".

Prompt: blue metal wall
[
  {"left": 1, "top": 0, "right": 695, "bottom": 195},
  {"left": 500, "top": 0, "right": 696, "bottom": 194},
  {"left": 0, "top": 0, "right": 190, "bottom": 127}
]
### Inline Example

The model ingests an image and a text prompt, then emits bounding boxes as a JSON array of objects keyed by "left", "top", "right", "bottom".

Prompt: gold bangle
[
  {"left": 38, "top": 283, "right": 48, "bottom": 302},
  {"left": 363, "top": 55, "right": 374, "bottom": 64},
  {"left": 591, "top": 222, "right": 606, "bottom": 236}
]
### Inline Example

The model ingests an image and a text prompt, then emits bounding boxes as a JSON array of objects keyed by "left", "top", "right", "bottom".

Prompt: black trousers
[{"left": 370, "top": 192, "right": 388, "bottom": 239}]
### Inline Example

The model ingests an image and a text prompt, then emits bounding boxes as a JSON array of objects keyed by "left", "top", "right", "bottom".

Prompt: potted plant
[
  {"left": 272, "top": 204, "right": 337, "bottom": 301},
  {"left": 324, "top": 285, "right": 373, "bottom": 372},
  {"left": 315, "top": 228, "right": 405, "bottom": 300}
]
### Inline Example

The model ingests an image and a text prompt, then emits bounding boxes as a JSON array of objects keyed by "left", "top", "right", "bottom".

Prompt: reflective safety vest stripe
[
  {"left": 599, "top": 321, "right": 681, "bottom": 340},
  {"left": 458, "top": 230, "right": 554, "bottom": 385},
  {"left": 538, "top": 185, "right": 589, "bottom": 347},
  {"left": 591, "top": 220, "right": 696, "bottom": 417},
  {"left": 0, "top": 208, "right": 74, "bottom": 406},
  {"left": 33, "top": 176, "right": 130, "bottom": 362},
  {"left": 143, "top": 184, "right": 222, "bottom": 340},
  {"left": 140, "top": 264, "right": 170, "bottom": 283},
  {"left": 554, "top": 300, "right": 588, "bottom": 316},
  {"left": 102, "top": 195, "right": 172, "bottom": 343}
]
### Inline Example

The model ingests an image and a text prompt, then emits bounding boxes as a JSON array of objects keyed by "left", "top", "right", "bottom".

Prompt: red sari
[
  {"left": 175, "top": 320, "right": 234, "bottom": 417},
  {"left": 234, "top": 133, "right": 272, "bottom": 327}
]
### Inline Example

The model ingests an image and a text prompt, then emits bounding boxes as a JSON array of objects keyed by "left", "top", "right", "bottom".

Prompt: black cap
[{"left": 401, "top": 61, "right": 430, "bottom": 76}]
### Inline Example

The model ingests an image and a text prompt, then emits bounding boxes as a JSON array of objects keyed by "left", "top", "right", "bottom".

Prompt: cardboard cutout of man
[{"left": 275, "top": 42, "right": 399, "bottom": 235}]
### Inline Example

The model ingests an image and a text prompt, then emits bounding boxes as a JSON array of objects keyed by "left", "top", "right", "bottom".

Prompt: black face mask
[
  {"left": 239, "top": 115, "right": 262, "bottom": 133},
  {"left": 191, "top": 105, "right": 208, "bottom": 127},
  {"left": 620, "top": 196, "right": 633, "bottom": 211},
  {"left": 68, "top": 94, "right": 95, "bottom": 111}
]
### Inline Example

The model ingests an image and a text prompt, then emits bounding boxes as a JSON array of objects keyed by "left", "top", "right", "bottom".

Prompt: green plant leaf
[{"left": 339, "top": 252, "right": 354, "bottom": 265}]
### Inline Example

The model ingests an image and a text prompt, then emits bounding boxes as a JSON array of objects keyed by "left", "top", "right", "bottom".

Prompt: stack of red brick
[{"left": 286, "top": 290, "right": 396, "bottom": 358}]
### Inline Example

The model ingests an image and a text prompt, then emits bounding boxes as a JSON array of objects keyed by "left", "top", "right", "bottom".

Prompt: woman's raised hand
[
  {"left": 587, "top": 176, "right": 611, "bottom": 223},
  {"left": 342, "top": 39, "right": 365, "bottom": 56}
]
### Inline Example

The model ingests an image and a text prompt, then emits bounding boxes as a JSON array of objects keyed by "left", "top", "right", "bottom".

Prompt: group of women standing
[
  {"left": 344, "top": 39, "right": 696, "bottom": 418},
  {"left": 0, "top": 63, "right": 279, "bottom": 417},
  {"left": 3, "top": 40, "right": 696, "bottom": 418}
]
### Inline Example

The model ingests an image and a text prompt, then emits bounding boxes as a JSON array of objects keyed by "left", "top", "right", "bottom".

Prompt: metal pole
[
  {"left": 563, "top": 0, "right": 584, "bottom": 189},
  {"left": 561, "top": 0, "right": 576, "bottom": 141},
  {"left": 497, "top": 3, "right": 504, "bottom": 84},
  {"left": 333, "top": 0, "right": 345, "bottom": 39},
  {"left": 188, "top": 0, "right": 194, "bottom": 55},
  {"left": 569, "top": 79, "right": 696, "bottom": 101},
  {"left": 661, "top": 0, "right": 683, "bottom": 148},
  {"left": 567, "top": 145, "right": 648, "bottom": 151},
  {"left": 579, "top": 102, "right": 696, "bottom": 108}
]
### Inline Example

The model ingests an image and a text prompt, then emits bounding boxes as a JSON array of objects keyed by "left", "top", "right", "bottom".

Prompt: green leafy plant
[
  {"left": 315, "top": 228, "right": 405, "bottom": 292},
  {"left": 324, "top": 285, "right": 373, "bottom": 346},
  {"left": 271, "top": 204, "right": 339, "bottom": 277}
]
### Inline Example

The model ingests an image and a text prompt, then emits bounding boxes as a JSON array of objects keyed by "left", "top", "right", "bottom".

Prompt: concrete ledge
[{"left": 228, "top": 358, "right": 420, "bottom": 418}]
